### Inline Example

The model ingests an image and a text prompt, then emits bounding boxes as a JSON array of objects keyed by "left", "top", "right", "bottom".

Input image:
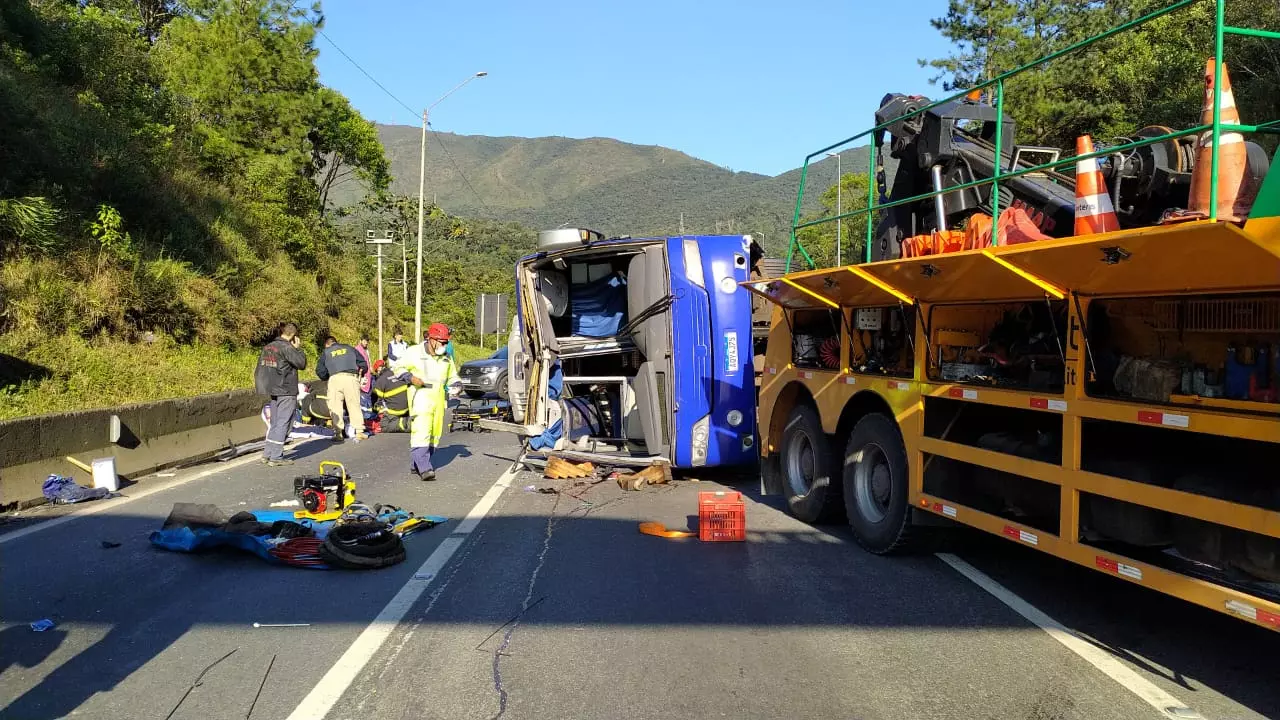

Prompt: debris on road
[
  {"left": 637, "top": 522, "right": 695, "bottom": 539},
  {"left": 165, "top": 647, "right": 239, "bottom": 720},
  {"left": 42, "top": 474, "right": 111, "bottom": 505},
  {"left": 615, "top": 462, "right": 672, "bottom": 491},
  {"left": 100, "top": 540, "right": 122, "bottom": 549},
  {"left": 245, "top": 654, "right": 276, "bottom": 720},
  {"left": 29, "top": 618, "right": 55, "bottom": 632},
  {"left": 252, "top": 622, "right": 310, "bottom": 628},
  {"left": 149, "top": 499, "right": 446, "bottom": 570},
  {"left": 698, "top": 491, "right": 746, "bottom": 542},
  {"left": 268, "top": 499, "right": 300, "bottom": 507},
  {"left": 543, "top": 456, "right": 595, "bottom": 479}
]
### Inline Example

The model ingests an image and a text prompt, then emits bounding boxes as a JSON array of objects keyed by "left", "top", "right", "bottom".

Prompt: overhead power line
[
  {"left": 317, "top": 28, "right": 416, "bottom": 119},
  {"left": 430, "top": 129, "right": 492, "bottom": 215},
  {"left": 315, "top": 29, "right": 493, "bottom": 214}
]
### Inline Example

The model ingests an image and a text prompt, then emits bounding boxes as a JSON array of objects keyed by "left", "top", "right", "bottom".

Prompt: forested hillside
[{"left": 0, "top": 0, "right": 522, "bottom": 419}]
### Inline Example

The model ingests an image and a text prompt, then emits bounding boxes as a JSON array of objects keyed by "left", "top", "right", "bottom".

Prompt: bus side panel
[{"left": 698, "top": 235, "right": 758, "bottom": 466}]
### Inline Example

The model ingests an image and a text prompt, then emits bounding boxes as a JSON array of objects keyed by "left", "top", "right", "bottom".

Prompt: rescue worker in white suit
[{"left": 391, "top": 322, "right": 461, "bottom": 481}]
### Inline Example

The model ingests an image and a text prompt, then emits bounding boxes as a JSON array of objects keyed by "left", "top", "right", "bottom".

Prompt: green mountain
[{"left": 335, "top": 125, "right": 869, "bottom": 255}]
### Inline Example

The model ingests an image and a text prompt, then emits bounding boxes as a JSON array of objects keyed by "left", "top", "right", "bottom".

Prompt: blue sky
[{"left": 314, "top": 0, "right": 956, "bottom": 176}]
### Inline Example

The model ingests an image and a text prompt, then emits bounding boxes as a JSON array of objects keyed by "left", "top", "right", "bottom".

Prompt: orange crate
[{"left": 698, "top": 491, "right": 746, "bottom": 542}]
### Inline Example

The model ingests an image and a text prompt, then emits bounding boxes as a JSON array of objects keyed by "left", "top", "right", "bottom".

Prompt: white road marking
[
  {"left": 937, "top": 553, "right": 1205, "bottom": 720},
  {"left": 0, "top": 452, "right": 263, "bottom": 545},
  {"left": 285, "top": 462, "right": 520, "bottom": 720}
]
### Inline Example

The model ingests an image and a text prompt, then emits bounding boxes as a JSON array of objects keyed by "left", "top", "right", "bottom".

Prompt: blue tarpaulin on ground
[{"left": 149, "top": 507, "right": 446, "bottom": 569}]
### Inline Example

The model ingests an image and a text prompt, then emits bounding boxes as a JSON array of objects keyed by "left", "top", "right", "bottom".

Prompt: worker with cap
[
  {"left": 391, "top": 322, "right": 461, "bottom": 480},
  {"left": 317, "top": 335, "right": 369, "bottom": 442}
]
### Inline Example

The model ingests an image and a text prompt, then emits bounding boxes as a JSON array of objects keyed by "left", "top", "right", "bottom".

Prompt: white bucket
[{"left": 91, "top": 457, "right": 119, "bottom": 492}]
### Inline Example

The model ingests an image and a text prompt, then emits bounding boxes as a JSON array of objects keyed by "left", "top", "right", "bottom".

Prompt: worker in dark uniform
[
  {"left": 372, "top": 361, "right": 411, "bottom": 431},
  {"left": 316, "top": 336, "right": 368, "bottom": 442},
  {"left": 256, "top": 322, "right": 307, "bottom": 466}
]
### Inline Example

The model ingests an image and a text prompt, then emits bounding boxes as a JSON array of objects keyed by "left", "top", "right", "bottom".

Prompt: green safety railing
[{"left": 784, "top": 0, "right": 1280, "bottom": 273}]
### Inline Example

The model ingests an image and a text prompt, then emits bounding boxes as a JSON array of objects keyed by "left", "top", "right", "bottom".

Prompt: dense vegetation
[
  {"left": 924, "top": 0, "right": 1280, "bottom": 152},
  {"left": 0, "top": 0, "right": 525, "bottom": 419}
]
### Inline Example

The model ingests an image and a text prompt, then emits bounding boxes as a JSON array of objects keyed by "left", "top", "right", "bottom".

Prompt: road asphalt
[{"left": 1, "top": 424, "right": 1277, "bottom": 720}]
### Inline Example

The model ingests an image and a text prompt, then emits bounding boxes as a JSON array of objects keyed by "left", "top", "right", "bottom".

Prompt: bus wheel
[
  {"left": 780, "top": 403, "right": 842, "bottom": 523},
  {"left": 843, "top": 413, "right": 912, "bottom": 554}
]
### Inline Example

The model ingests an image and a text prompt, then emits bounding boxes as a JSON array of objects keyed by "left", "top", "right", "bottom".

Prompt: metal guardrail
[{"left": 785, "top": 0, "right": 1280, "bottom": 272}]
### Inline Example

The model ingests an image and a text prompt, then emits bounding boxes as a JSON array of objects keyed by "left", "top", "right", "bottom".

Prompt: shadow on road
[{"left": 2, "top": 483, "right": 1279, "bottom": 719}]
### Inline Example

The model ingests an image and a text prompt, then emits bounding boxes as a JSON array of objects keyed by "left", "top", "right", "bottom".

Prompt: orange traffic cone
[
  {"left": 1170, "top": 58, "right": 1255, "bottom": 223},
  {"left": 1074, "top": 135, "right": 1121, "bottom": 236}
]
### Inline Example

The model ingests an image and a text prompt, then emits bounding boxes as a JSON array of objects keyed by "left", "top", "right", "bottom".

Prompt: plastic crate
[{"left": 698, "top": 491, "right": 746, "bottom": 542}]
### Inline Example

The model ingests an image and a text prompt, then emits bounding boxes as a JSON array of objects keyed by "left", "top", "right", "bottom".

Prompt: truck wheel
[
  {"left": 780, "top": 403, "right": 842, "bottom": 523},
  {"left": 842, "top": 413, "right": 913, "bottom": 554}
]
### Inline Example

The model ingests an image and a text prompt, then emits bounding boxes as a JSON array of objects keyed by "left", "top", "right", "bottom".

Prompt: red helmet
[{"left": 427, "top": 323, "right": 451, "bottom": 341}]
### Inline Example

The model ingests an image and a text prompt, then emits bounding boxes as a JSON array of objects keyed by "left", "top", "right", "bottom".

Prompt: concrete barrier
[{"left": 0, "top": 389, "right": 266, "bottom": 510}]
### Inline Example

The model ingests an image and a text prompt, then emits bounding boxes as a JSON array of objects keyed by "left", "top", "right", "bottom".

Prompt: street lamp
[
  {"left": 826, "top": 151, "right": 842, "bottom": 266},
  {"left": 415, "top": 70, "right": 488, "bottom": 341}
]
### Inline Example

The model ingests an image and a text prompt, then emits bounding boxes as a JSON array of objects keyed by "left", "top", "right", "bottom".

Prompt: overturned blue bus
[{"left": 499, "top": 228, "right": 761, "bottom": 469}]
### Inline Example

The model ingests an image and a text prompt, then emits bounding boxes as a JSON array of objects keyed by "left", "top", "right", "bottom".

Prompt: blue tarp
[
  {"left": 570, "top": 273, "right": 627, "bottom": 337},
  {"left": 149, "top": 507, "right": 446, "bottom": 569}
]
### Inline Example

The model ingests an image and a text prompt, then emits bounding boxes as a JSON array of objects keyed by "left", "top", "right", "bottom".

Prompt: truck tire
[
  {"left": 842, "top": 413, "right": 913, "bottom": 554},
  {"left": 760, "top": 453, "right": 784, "bottom": 496},
  {"left": 779, "top": 403, "right": 842, "bottom": 523}
]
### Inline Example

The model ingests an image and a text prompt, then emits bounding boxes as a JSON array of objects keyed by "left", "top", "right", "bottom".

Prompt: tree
[
  {"left": 311, "top": 87, "right": 389, "bottom": 216},
  {"left": 923, "top": 0, "right": 1280, "bottom": 151},
  {"left": 155, "top": 0, "right": 321, "bottom": 178},
  {"left": 793, "top": 172, "right": 871, "bottom": 268}
]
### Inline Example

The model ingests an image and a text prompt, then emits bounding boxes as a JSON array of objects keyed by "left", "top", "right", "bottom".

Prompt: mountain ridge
[{"left": 332, "top": 124, "right": 865, "bottom": 253}]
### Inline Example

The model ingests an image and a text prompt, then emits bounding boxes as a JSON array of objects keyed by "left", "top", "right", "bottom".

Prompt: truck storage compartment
[
  {"left": 848, "top": 304, "right": 915, "bottom": 378},
  {"left": 1083, "top": 293, "right": 1280, "bottom": 412},
  {"left": 790, "top": 308, "right": 842, "bottom": 370},
  {"left": 926, "top": 300, "right": 1067, "bottom": 391}
]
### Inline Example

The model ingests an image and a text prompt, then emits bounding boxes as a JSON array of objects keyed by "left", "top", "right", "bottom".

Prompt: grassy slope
[{"left": 0, "top": 338, "right": 494, "bottom": 421}]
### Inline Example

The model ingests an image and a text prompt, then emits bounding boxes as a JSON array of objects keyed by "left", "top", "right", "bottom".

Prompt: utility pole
[
  {"left": 401, "top": 222, "right": 409, "bottom": 305},
  {"left": 415, "top": 71, "right": 488, "bottom": 341},
  {"left": 366, "top": 230, "right": 395, "bottom": 356},
  {"left": 827, "top": 151, "right": 842, "bottom": 266}
]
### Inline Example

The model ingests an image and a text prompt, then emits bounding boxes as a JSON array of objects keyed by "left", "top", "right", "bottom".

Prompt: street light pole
[
  {"left": 414, "top": 70, "right": 488, "bottom": 342},
  {"left": 826, "top": 151, "right": 842, "bottom": 266}
]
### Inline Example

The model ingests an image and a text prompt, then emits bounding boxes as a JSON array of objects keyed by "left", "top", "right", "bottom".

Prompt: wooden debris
[
  {"left": 615, "top": 462, "right": 673, "bottom": 491},
  {"left": 544, "top": 457, "right": 594, "bottom": 480}
]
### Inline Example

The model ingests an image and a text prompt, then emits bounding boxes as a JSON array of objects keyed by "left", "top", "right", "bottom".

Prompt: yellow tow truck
[{"left": 748, "top": 2, "right": 1280, "bottom": 632}]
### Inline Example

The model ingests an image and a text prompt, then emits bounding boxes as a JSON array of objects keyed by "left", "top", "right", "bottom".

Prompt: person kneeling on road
[
  {"left": 256, "top": 322, "right": 307, "bottom": 466},
  {"left": 391, "top": 323, "right": 461, "bottom": 481},
  {"left": 317, "top": 335, "right": 369, "bottom": 443}
]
